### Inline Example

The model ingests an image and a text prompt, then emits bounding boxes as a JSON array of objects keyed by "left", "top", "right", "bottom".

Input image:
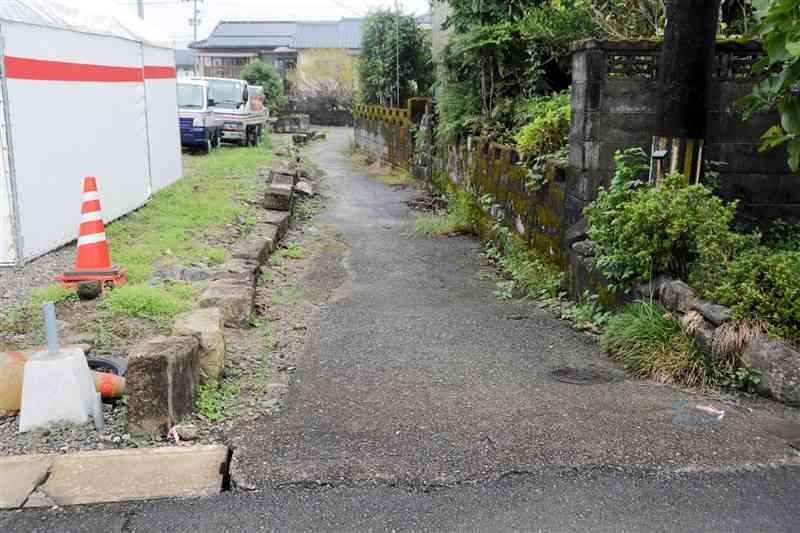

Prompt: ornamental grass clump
[{"left": 601, "top": 300, "right": 715, "bottom": 387}]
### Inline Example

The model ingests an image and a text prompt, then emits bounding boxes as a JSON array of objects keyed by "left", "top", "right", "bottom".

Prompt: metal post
[
  {"left": 43, "top": 302, "right": 59, "bottom": 355},
  {"left": 395, "top": 0, "right": 400, "bottom": 109}
]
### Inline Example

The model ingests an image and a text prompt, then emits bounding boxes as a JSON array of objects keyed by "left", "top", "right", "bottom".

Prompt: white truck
[
  {"left": 177, "top": 79, "right": 221, "bottom": 152},
  {"left": 194, "top": 77, "right": 265, "bottom": 146}
]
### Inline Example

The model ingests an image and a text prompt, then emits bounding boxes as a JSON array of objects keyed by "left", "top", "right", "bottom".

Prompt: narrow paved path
[
  {"left": 4, "top": 128, "right": 799, "bottom": 532},
  {"left": 229, "top": 128, "right": 798, "bottom": 488}
]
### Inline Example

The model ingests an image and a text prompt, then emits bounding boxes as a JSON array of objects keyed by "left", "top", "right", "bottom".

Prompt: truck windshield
[
  {"left": 178, "top": 84, "right": 204, "bottom": 109},
  {"left": 207, "top": 80, "right": 244, "bottom": 107}
]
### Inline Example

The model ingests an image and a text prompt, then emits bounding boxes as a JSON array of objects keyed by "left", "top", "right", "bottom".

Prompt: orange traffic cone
[{"left": 57, "top": 177, "right": 127, "bottom": 287}]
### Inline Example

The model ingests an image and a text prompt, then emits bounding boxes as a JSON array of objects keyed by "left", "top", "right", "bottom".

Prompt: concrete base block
[
  {"left": 0, "top": 445, "right": 229, "bottom": 508},
  {"left": 126, "top": 336, "right": 200, "bottom": 436},
  {"left": 18, "top": 348, "right": 96, "bottom": 432},
  {"left": 199, "top": 280, "right": 255, "bottom": 328}
]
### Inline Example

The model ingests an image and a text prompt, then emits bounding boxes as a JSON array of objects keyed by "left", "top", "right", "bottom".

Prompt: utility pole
[
  {"left": 182, "top": 0, "right": 203, "bottom": 44},
  {"left": 650, "top": 0, "right": 721, "bottom": 183},
  {"left": 136, "top": 0, "right": 144, "bottom": 19},
  {"left": 394, "top": 0, "right": 400, "bottom": 109}
]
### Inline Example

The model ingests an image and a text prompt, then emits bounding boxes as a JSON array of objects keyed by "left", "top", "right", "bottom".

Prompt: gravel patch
[{"left": 0, "top": 245, "right": 74, "bottom": 315}]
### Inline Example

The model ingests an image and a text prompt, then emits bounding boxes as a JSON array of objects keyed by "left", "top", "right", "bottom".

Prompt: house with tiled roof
[{"left": 190, "top": 18, "right": 364, "bottom": 93}]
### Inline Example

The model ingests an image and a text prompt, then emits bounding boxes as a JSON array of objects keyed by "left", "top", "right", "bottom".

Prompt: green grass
[
  {"left": 105, "top": 146, "right": 275, "bottom": 282},
  {"left": 415, "top": 188, "right": 478, "bottom": 237},
  {"left": 99, "top": 283, "right": 194, "bottom": 324},
  {"left": 277, "top": 241, "right": 305, "bottom": 260},
  {"left": 28, "top": 284, "right": 77, "bottom": 308},
  {"left": 492, "top": 242, "right": 564, "bottom": 300},
  {"left": 601, "top": 300, "right": 713, "bottom": 387},
  {"left": 196, "top": 379, "right": 239, "bottom": 422}
]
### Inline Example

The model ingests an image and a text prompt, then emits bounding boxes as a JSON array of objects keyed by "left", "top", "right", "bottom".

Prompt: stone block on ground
[
  {"left": 742, "top": 337, "right": 800, "bottom": 407},
  {"left": 659, "top": 279, "right": 698, "bottom": 313},
  {"left": 263, "top": 171, "right": 295, "bottom": 211},
  {"left": 691, "top": 300, "right": 732, "bottom": 326},
  {"left": 231, "top": 224, "right": 279, "bottom": 265},
  {"left": 295, "top": 181, "right": 315, "bottom": 197},
  {"left": 126, "top": 336, "right": 201, "bottom": 436},
  {"left": 633, "top": 274, "right": 671, "bottom": 300},
  {"left": 264, "top": 210, "right": 291, "bottom": 240},
  {"left": 210, "top": 258, "right": 260, "bottom": 287},
  {"left": 571, "top": 240, "right": 596, "bottom": 257},
  {"left": 680, "top": 310, "right": 715, "bottom": 355},
  {"left": 171, "top": 308, "right": 225, "bottom": 383},
  {"left": 199, "top": 280, "right": 255, "bottom": 328}
]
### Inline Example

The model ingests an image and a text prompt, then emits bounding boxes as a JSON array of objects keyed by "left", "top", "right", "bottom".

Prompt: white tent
[{"left": 0, "top": 0, "right": 182, "bottom": 266}]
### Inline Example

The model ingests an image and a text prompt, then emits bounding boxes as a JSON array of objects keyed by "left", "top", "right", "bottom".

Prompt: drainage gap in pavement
[{"left": 551, "top": 367, "right": 613, "bottom": 385}]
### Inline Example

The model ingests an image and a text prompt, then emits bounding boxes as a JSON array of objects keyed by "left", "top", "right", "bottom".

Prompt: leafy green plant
[
  {"left": 494, "top": 280, "right": 516, "bottom": 300},
  {"left": 740, "top": 0, "right": 800, "bottom": 171},
  {"left": 602, "top": 300, "right": 716, "bottom": 387},
  {"left": 248, "top": 312, "right": 263, "bottom": 328},
  {"left": 514, "top": 90, "right": 572, "bottom": 166},
  {"left": 721, "top": 365, "right": 763, "bottom": 392},
  {"left": 694, "top": 247, "right": 800, "bottom": 344},
  {"left": 196, "top": 379, "right": 238, "bottom": 422},
  {"left": 280, "top": 241, "right": 305, "bottom": 260},
  {"left": 240, "top": 60, "right": 288, "bottom": 112},
  {"left": 585, "top": 149, "right": 743, "bottom": 285},
  {"left": 764, "top": 218, "right": 800, "bottom": 251},
  {"left": 562, "top": 291, "right": 613, "bottom": 330},
  {"left": 99, "top": 284, "right": 192, "bottom": 323}
]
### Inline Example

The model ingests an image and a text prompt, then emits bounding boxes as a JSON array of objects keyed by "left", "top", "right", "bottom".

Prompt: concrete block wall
[
  {"left": 353, "top": 99, "right": 429, "bottom": 168},
  {"left": 570, "top": 39, "right": 799, "bottom": 228}
]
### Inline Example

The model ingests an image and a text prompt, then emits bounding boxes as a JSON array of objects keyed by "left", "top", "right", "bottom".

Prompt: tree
[
  {"left": 741, "top": 0, "right": 800, "bottom": 171},
  {"left": 240, "top": 60, "right": 288, "bottom": 112},
  {"left": 650, "top": 0, "right": 722, "bottom": 183},
  {"left": 358, "top": 9, "right": 433, "bottom": 107},
  {"left": 289, "top": 49, "right": 359, "bottom": 111}
]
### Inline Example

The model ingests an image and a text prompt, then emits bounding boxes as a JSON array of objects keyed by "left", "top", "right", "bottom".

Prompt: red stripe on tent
[
  {"left": 144, "top": 66, "right": 176, "bottom": 79},
  {"left": 5, "top": 56, "right": 143, "bottom": 82}
]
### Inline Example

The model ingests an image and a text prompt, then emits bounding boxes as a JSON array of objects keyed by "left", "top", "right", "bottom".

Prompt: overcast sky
[{"left": 113, "top": 0, "right": 431, "bottom": 48}]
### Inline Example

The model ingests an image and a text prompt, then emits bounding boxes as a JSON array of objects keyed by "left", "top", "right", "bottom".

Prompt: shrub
[
  {"left": 693, "top": 247, "right": 800, "bottom": 344},
  {"left": 514, "top": 90, "right": 571, "bottom": 165},
  {"left": 585, "top": 149, "right": 743, "bottom": 286},
  {"left": 435, "top": 80, "right": 482, "bottom": 144},
  {"left": 100, "top": 284, "right": 192, "bottom": 323},
  {"left": 602, "top": 300, "right": 716, "bottom": 387}
]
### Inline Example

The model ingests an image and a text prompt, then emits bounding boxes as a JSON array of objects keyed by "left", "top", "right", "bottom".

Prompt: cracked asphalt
[{"left": 3, "top": 128, "right": 800, "bottom": 531}]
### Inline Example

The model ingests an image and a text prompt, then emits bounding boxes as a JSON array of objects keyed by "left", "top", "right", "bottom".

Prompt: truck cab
[
  {"left": 177, "top": 80, "right": 220, "bottom": 152},
  {"left": 194, "top": 77, "right": 264, "bottom": 146}
]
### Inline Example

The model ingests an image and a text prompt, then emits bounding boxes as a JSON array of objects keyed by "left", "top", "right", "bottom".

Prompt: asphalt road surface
[{"left": 4, "top": 128, "right": 799, "bottom": 532}]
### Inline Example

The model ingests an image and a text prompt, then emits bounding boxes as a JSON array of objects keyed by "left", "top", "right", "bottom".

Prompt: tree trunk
[{"left": 650, "top": 0, "right": 721, "bottom": 183}]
